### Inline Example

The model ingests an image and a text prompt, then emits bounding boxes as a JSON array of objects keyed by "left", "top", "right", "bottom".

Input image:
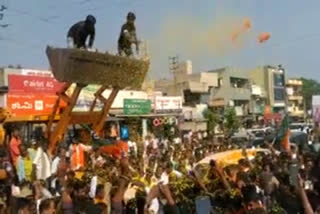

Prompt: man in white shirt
[
  {"left": 50, "top": 147, "right": 67, "bottom": 192},
  {"left": 152, "top": 138, "right": 159, "bottom": 150},
  {"left": 160, "top": 163, "right": 183, "bottom": 185},
  {"left": 33, "top": 143, "right": 51, "bottom": 181}
]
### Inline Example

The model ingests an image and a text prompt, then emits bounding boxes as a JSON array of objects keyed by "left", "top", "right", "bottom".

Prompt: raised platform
[{"left": 46, "top": 46, "right": 149, "bottom": 89}]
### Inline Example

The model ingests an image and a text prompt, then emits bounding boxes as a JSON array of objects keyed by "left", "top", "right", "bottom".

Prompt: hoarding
[
  {"left": 7, "top": 93, "right": 65, "bottom": 116},
  {"left": 154, "top": 96, "right": 182, "bottom": 113},
  {"left": 8, "top": 74, "right": 64, "bottom": 94},
  {"left": 124, "top": 99, "right": 151, "bottom": 115},
  {"left": 312, "top": 96, "right": 320, "bottom": 122},
  {"left": 67, "top": 85, "right": 149, "bottom": 111},
  {"left": 6, "top": 73, "right": 65, "bottom": 117}
]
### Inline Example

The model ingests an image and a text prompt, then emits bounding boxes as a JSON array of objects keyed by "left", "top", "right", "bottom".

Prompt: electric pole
[
  {"left": 168, "top": 55, "right": 179, "bottom": 82},
  {"left": 168, "top": 55, "right": 179, "bottom": 96}
]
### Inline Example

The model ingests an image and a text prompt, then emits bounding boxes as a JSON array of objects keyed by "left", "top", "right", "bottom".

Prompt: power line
[{"left": 7, "top": 9, "right": 58, "bottom": 24}]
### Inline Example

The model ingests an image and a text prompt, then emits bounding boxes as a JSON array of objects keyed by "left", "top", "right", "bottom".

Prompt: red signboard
[
  {"left": 8, "top": 74, "right": 64, "bottom": 94},
  {"left": 7, "top": 93, "right": 65, "bottom": 116}
]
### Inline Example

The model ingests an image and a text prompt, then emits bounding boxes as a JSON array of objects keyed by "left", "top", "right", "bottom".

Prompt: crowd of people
[{"left": 0, "top": 124, "right": 319, "bottom": 214}]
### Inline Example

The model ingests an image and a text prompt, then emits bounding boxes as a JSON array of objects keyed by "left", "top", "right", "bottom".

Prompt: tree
[
  {"left": 224, "top": 107, "right": 240, "bottom": 135},
  {"left": 203, "top": 108, "right": 219, "bottom": 137},
  {"left": 301, "top": 78, "right": 320, "bottom": 111}
]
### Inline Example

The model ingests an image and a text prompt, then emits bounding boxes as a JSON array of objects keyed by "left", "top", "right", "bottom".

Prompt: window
[
  {"left": 273, "top": 73, "right": 285, "bottom": 87},
  {"left": 230, "top": 77, "right": 249, "bottom": 89},
  {"left": 218, "top": 78, "right": 223, "bottom": 87},
  {"left": 274, "top": 88, "right": 285, "bottom": 101}
]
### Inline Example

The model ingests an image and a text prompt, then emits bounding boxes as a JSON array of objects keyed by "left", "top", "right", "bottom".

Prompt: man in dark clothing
[
  {"left": 118, "top": 12, "right": 139, "bottom": 57},
  {"left": 67, "top": 15, "right": 96, "bottom": 49}
]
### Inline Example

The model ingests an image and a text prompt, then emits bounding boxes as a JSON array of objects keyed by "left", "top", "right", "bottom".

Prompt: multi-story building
[
  {"left": 156, "top": 63, "right": 289, "bottom": 122},
  {"left": 208, "top": 67, "right": 251, "bottom": 116},
  {"left": 249, "top": 65, "right": 287, "bottom": 114},
  {"left": 286, "top": 78, "right": 304, "bottom": 119},
  {"left": 154, "top": 60, "right": 218, "bottom": 105},
  {"left": 154, "top": 60, "right": 218, "bottom": 132}
]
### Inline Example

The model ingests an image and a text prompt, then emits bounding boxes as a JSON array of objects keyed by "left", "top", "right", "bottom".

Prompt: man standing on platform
[
  {"left": 118, "top": 12, "right": 139, "bottom": 57},
  {"left": 67, "top": 15, "right": 96, "bottom": 49}
]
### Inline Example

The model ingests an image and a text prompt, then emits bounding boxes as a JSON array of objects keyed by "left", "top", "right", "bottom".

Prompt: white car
[
  {"left": 289, "top": 123, "right": 312, "bottom": 133},
  {"left": 247, "top": 127, "right": 274, "bottom": 137}
]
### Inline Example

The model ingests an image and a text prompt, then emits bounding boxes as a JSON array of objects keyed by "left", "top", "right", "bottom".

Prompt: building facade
[
  {"left": 286, "top": 78, "right": 304, "bottom": 119},
  {"left": 154, "top": 60, "right": 218, "bottom": 132},
  {"left": 154, "top": 60, "right": 218, "bottom": 105},
  {"left": 155, "top": 63, "right": 289, "bottom": 122},
  {"left": 208, "top": 67, "right": 251, "bottom": 116},
  {"left": 249, "top": 65, "right": 287, "bottom": 114}
]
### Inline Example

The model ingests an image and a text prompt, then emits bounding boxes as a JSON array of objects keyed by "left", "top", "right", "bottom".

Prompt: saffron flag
[
  {"left": 281, "top": 129, "right": 291, "bottom": 152},
  {"left": 277, "top": 115, "right": 291, "bottom": 152},
  {"left": 81, "top": 124, "right": 128, "bottom": 159}
]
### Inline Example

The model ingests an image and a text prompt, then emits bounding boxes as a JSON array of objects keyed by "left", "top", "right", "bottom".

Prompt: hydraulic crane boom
[{"left": 46, "top": 46, "right": 149, "bottom": 155}]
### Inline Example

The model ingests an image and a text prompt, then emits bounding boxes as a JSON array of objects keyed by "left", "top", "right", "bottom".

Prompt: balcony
[
  {"left": 229, "top": 87, "right": 251, "bottom": 100},
  {"left": 288, "top": 106, "right": 304, "bottom": 117},
  {"left": 287, "top": 79, "right": 303, "bottom": 86},
  {"left": 209, "top": 98, "right": 225, "bottom": 107},
  {"left": 288, "top": 95, "right": 303, "bottom": 101}
]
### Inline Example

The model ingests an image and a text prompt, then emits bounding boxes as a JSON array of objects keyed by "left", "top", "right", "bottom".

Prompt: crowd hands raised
[{"left": 0, "top": 128, "right": 320, "bottom": 214}]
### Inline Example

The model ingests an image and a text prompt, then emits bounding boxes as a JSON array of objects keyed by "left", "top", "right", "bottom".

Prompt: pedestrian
[
  {"left": 51, "top": 147, "right": 70, "bottom": 194},
  {"left": 16, "top": 144, "right": 33, "bottom": 183},
  {"left": 32, "top": 141, "right": 51, "bottom": 181},
  {"left": 0, "top": 148, "right": 13, "bottom": 210},
  {"left": 69, "top": 137, "right": 91, "bottom": 171},
  {"left": 94, "top": 184, "right": 107, "bottom": 206},
  {"left": 39, "top": 198, "right": 56, "bottom": 214},
  {"left": 9, "top": 128, "right": 21, "bottom": 166},
  {"left": 27, "top": 139, "right": 37, "bottom": 161}
]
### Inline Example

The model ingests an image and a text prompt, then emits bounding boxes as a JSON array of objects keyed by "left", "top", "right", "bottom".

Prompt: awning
[
  {"left": 209, "top": 98, "right": 225, "bottom": 107},
  {"left": 114, "top": 113, "right": 182, "bottom": 118}
]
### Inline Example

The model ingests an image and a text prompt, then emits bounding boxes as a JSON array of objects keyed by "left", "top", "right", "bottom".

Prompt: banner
[
  {"left": 314, "top": 106, "right": 320, "bottom": 123},
  {"left": 8, "top": 74, "right": 64, "bottom": 94},
  {"left": 154, "top": 96, "right": 182, "bottom": 113},
  {"left": 7, "top": 93, "right": 64, "bottom": 116}
]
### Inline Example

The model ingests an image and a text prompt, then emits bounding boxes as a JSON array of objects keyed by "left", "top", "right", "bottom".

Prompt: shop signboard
[
  {"left": 21, "top": 69, "right": 53, "bottom": 77},
  {"left": 67, "top": 85, "right": 149, "bottom": 111},
  {"left": 124, "top": 99, "right": 151, "bottom": 115},
  {"left": 8, "top": 74, "right": 64, "bottom": 94},
  {"left": 7, "top": 93, "right": 65, "bottom": 116},
  {"left": 154, "top": 96, "right": 182, "bottom": 113}
]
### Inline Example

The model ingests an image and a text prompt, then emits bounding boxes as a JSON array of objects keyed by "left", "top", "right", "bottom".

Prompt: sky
[{"left": 1, "top": 0, "right": 320, "bottom": 81}]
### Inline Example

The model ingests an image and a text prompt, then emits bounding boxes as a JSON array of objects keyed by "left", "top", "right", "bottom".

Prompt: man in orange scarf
[{"left": 69, "top": 139, "right": 91, "bottom": 171}]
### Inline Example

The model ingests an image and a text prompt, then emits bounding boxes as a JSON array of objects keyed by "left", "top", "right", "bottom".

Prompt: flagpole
[{"left": 271, "top": 65, "right": 288, "bottom": 147}]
